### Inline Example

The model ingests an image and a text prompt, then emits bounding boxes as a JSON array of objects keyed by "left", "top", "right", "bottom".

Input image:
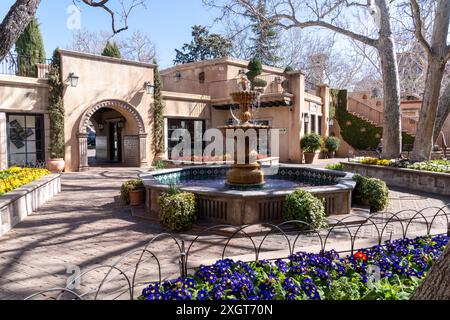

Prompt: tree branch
[
  {"left": 0, "top": 0, "right": 41, "bottom": 60},
  {"left": 410, "top": 0, "right": 433, "bottom": 57}
]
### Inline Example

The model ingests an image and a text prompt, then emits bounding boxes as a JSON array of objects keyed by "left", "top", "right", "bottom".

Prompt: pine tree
[
  {"left": 102, "top": 41, "right": 121, "bottom": 58},
  {"left": 15, "top": 18, "right": 46, "bottom": 77},
  {"left": 153, "top": 60, "right": 165, "bottom": 154},
  {"left": 247, "top": 0, "right": 280, "bottom": 66}
]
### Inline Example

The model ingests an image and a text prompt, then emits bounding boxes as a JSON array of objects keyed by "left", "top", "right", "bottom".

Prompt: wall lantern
[
  {"left": 303, "top": 113, "right": 310, "bottom": 124},
  {"left": 98, "top": 123, "right": 105, "bottom": 131},
  {"left": 117, "top": 119, "right": 126, "bottom": 129},
  {"left": 68, "top": 72, "right": 79, "bottom": 87},
  {"left": 174, "top": 71, "right": 182, "bottom": 81},
  {"left": 144, "top": 81, "right": 155, "bottom": 95}
]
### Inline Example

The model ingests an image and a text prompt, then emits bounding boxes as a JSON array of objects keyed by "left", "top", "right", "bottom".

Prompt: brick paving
[{"left": 0, "top": 165, "right": 449, "bottom": 300}]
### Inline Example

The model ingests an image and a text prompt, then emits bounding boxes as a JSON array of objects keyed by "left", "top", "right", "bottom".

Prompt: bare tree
[
  {"left": 204, "top": 0, "right": 403, "bottom": 159},
  {"left": 119, "top": 30, "right": 157, "bottom": 63},
  {"left": 0, "top": 0, "right": 147, "bottom": 61},
  {"left": 409, "top": 0, "right": 450, "bottom": 161},
  {"left": 68, "top": 29, "right": 157, "bottom": 63}
]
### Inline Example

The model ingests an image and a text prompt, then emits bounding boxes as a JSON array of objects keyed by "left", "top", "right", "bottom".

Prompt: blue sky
[{"left": 0, "top": 0, "right": 222, "bottom": 68}]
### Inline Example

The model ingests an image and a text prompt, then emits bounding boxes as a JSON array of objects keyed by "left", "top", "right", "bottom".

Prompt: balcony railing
[{"left": 0, "top": 53, "right": 51, "bottom": 79}]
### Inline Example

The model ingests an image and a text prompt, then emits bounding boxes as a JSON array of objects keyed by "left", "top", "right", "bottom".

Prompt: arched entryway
[{"left": 78, "top": 100, "right": 147, "bottom": 171}]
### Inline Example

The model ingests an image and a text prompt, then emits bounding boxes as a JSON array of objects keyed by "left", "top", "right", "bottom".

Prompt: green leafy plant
[
  {"left": 300, "top": 133, "right": 323, "bottom": 153},
  {"left": 48, "top": 49, "right": 65, "bottom": 159},
  {"left": 325, "top": 163, "right": 344, "bottom": 171},
  {"left": 154, "top": 160, "right": 166, "bottom": 170},
  {"left": 324, "top": 136, "right": 341, "bottom": 152},
  {"left": 246, "top": 59, "right": 263, "bottom": 81},
  {"left": 326, "top": 276, "right": 364, "bottom": 300},
  {"left": 284, "top": 189, "right": 328, "bottom": 229},
  {"left": 251, "top": 77, "right": 267, "bottom": 88},
  {"left": 120, "top": 179, "right": 144, "bottom": 205},
  {"left": 159, "top": 191, "right": 197, "bottom": 231},
  {"left": 353, "top": 174, "right": 389, "bottom": 212}
]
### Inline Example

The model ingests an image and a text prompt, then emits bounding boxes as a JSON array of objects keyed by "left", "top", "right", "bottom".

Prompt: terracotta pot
[
  {"left": 47, "top": 158, "right": 65, "bottom": 173},
  {"left": 304, "top": 152, "right": 316, "bottom": 164},
  {"left": 154, "top": 152, "right": 166, "bottom": 161},
  {"left": 129, "top": 188, "right": 145, "bottom": 206}
]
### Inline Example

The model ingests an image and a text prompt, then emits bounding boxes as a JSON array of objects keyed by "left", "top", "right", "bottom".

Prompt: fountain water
[{"left": 219, "top": 75, "right": 269, "bottom": 188}]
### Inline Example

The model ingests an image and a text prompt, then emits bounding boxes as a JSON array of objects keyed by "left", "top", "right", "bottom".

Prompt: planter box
[
  {"left": 0, "top": 174, "right": 61, "bottom": 236},
  {"left": 342, "top": 162, "right": 450, "bottom": 196}
]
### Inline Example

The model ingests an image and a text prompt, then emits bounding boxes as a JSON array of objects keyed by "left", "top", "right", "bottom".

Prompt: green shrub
[
  {"left": 284, "top": 189, "right": 328, "bottom": 230},
  {"left": 160, "top": 191, "right": 196, "bottom": 231},
  {"left": 325, "top": 163, "right": 344, "bottom": 171},
  {"left": 353, "top": 174, "right": 389, "bottom": 212},
  {"left": 154, "top": 160, "right": 166, "bottom": 170},
  {"left": 300, "top": 133, "right": 323, "bottom": 153},
  {"left": 251, "top": 78, "right": 267, "bottom": 88},
  {"left": 246, "top": 59, "right": 263, "bottom": 81},
  {"left": 120, "top": 179, "right": 144, "bottom": 205},
  {"left": 324, "top": 136, "right": 341, "bottom": 152}
]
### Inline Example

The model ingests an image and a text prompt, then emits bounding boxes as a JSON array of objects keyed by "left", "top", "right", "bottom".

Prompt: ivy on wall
[
  {"left": 48, "top": 49, "right": 65, "bottom": 159},
  {"left": 332, "top": 89, "right": 414, "bottom": 151},
  {"left": 153, "top": 62, "right": 165, "bottom": 154}
]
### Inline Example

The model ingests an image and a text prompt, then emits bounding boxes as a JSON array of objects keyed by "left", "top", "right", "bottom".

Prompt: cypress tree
[
  {"left": 15, "top": 18, "right": 46, "bottom": 77},
  {"left": 153, "top": 60, "right": 165, "bottom": 154},
  {"left": 247, "top": 0, "right": 280, "bottom": 66},
  {"left": 101, "top": 41, "right": 121, "bottom": 58}
]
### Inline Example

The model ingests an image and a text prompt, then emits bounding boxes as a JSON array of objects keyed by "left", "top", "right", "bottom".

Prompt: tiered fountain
[{"left": 219, "top": 75, "right": 269, "bottom": 188}]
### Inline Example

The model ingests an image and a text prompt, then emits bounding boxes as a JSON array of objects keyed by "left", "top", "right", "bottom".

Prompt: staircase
[{"left": 347, "top": 96, "right": 418, "bottom": 137}]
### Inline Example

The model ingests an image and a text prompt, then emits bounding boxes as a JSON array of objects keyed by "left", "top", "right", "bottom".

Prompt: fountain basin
[{"left": 140, "top": 165, "right": 356, "bottom": 225}]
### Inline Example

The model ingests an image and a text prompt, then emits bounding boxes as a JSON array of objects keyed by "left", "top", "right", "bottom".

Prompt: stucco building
[{"left": 0, "top": 51, "right": 331, "bottom": 172}]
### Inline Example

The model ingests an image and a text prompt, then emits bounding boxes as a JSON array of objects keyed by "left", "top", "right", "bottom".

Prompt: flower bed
[
  {"left": 0, "top": 167, "right": 51, "bottom": 196},
  {"left": 141, "top": 235, "right": 448, "bottom": 300},
  {"left": 356, "top": 157, "right": 450, "bottom": 174}
]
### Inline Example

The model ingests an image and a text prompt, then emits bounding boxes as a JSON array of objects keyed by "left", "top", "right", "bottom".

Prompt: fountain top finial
[{"left": 238, "top": 73, "right": 251, "bottom": 92}]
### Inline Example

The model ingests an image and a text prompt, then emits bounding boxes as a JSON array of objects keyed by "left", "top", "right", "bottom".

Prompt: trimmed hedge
[
  {"left": 332, "top": 89, "right": 415, "bottom": 151},
  {"left": 284, "top": 189, "right": 328, "bottom": 229},
  {"left": 353, "top": 174, "right": 389, "bottom": 212},
  {"left": 160, "top": 191, "right": 197, "bottom": 231}
]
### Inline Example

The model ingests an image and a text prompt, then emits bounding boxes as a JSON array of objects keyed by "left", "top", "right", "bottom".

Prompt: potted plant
[
  {"left": 47, "top": 50, "right": 66, "bottom": 173},
  {"left": 47, "top": 153, "right": 65, "bottom": 173},
  {"left": 301, "top": 133, "right": 323, "bottom": 164},
  {"left": 121, "top": 179, "right": 145, "bottom": 206},
  {"left": 324, "top": 136, "right": 341, "bottom": 159}
]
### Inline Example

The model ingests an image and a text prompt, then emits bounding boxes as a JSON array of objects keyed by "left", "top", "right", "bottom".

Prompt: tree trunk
[
  {"left": 0, "top": 0, "right": 41, "bottom": 60},
  {"left": 376, "top": 0, "right": 402, "bottom": 159},
  {"left": 412, "top": 243, "right": 450, "bottom": 300},
  {"left": 411, "top": 0, "right": 450, "bottom": 162},
  {"left": 433, "top": 82, "right": 450, "bottom": 144}
]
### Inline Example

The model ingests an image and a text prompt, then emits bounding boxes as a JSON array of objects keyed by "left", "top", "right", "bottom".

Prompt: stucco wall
[
  {"left": 59, "top": 50, "right": 155, "bottom": 171},
  {"left": 0, "top": 75, "right": 51, "bottom": 169}
]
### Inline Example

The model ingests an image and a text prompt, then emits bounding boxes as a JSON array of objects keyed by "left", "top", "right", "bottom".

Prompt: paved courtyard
[{"left": 0, "top": 164, "right": 449, "bottom": 300}]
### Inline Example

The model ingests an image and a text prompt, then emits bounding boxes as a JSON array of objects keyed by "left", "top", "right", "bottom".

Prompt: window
[
  {"left": 318, "top": 116, "right": 323, "bottom": 135},
  {"left": 7, "top": 113, "right": 45, "bottom": 167},
  {"left": 311, "top": 115, "right": 316, "bottom": 133},
  {"left": 167, "top": 118, "right": 205, "bottom": 160}
]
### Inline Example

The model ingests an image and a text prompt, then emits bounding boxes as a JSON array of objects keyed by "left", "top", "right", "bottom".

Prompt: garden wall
[
  {"left": 342, "top": 162, "right": 450, "bottom": 196},
  {"left": 0, "top": 174, "right": 61, "bottom": 236}
]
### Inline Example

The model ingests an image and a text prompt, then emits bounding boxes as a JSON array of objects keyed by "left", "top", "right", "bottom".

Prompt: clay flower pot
[
  {"left": 129, "top": 188, "right": 145, "bottom": 206},
  {"left": 47, "top": 158, "right": 65, "bottom": 173},
  {"left": 304, "top": 152, "right": 316, "bottom": 164}
]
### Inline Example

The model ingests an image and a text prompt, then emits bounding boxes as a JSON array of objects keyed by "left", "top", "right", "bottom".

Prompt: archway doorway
[{"left": 78, "top": 100, "right": 147, "bottom": 171}]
